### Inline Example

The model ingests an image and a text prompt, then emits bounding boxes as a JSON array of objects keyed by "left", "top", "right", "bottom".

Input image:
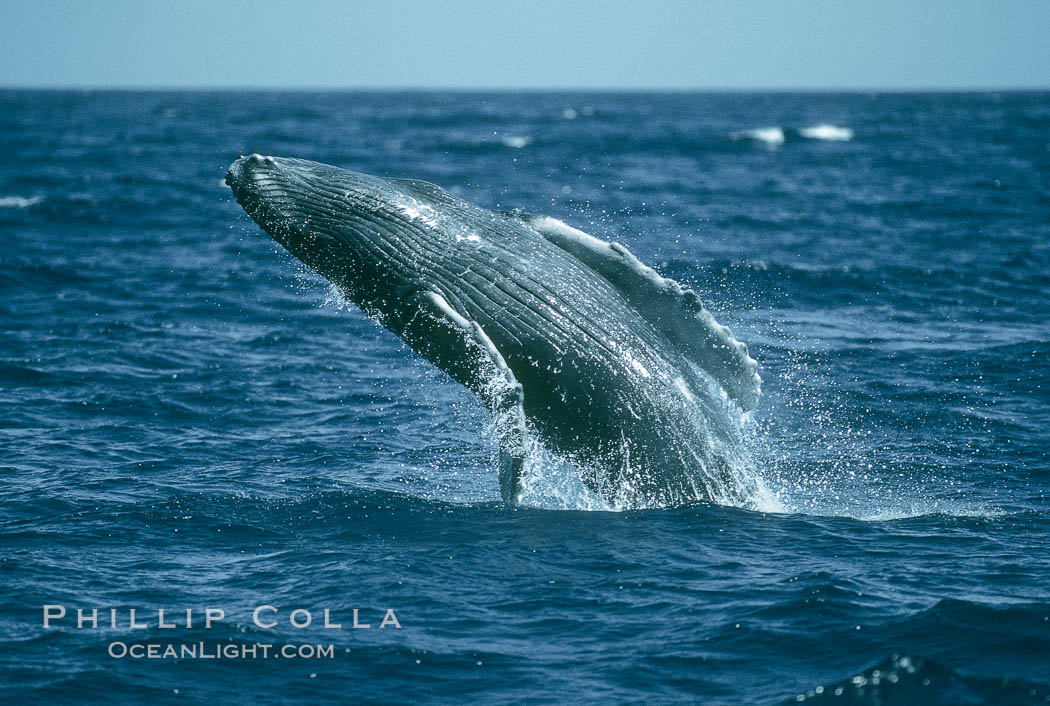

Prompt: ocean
[{"left": 1, "top": 89, "right": 1048, "bottom": 704}]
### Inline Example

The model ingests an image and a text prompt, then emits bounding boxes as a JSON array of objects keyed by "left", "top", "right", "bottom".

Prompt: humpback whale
[{"left": 226, "top": 154, "right": 761, "bottom": 507}]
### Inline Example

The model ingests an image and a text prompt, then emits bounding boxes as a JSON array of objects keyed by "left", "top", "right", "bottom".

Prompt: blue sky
[{"left": 2, "top": 0, "right": 1048, "bottom": 89}]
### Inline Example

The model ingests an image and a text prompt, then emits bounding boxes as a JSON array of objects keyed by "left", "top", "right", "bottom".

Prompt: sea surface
[{"left": 1, "top": 90, "right": 1049, "bottom": 704}]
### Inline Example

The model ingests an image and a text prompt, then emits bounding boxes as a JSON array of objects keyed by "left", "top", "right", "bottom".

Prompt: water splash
[
  {"left": 747, "top": 333, "right": 1003, "bottom": 522},
  {"left": 501, "top": 383, "right": 783, "bottom": 513}
]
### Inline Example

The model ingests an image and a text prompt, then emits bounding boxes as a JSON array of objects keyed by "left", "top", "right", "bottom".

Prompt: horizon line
[{"left": 2, "top": 84, "right": 1049, "bottom": 94}]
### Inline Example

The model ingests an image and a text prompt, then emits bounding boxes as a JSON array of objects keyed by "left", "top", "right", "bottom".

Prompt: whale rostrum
[{"left": 226, "top": 154, "right": 761, "bottom": 507}]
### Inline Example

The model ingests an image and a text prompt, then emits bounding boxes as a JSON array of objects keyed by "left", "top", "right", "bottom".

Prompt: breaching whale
[{"left": 226, "top": 154, "right": 761, "bottom": 507}]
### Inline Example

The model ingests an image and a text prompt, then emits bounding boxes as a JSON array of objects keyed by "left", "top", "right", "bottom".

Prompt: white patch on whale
[{"left": 397, "top": 201, "right": 440, "bottom": 228}]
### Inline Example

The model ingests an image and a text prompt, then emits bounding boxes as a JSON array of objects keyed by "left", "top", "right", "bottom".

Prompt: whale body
[{"left": 226, "top": 154, "right": 761, "bottom": 507}]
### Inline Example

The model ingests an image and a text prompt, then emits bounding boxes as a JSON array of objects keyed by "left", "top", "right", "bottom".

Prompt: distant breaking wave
[
  {"left": 0, "top": 195, "right": 43, "bottom": 209},
  {"left": 500, "top": 135, "right": 533, "bottom": 148},
  {"left": 730, "top": 123, "right": 854, "bottom": 147},
  {"left": 730, "top": 126, "right": 786, "bottom": 146},
  {"left": 799, "top": 123, "right": 854, "bottom": 141}
]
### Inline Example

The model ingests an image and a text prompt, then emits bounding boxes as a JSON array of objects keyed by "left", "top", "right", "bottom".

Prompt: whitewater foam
[
  {"left": 501, "top": 135, "right": 532, "bottom": 149},
  {"left": 799, "top": 123, "right": 854, "bottom": 141},
  {"left": 0, "top": 195, "right": 43, "bottom": 208},
  {"left": 730, "top": 127, "right": 786, "bottom": 147}
]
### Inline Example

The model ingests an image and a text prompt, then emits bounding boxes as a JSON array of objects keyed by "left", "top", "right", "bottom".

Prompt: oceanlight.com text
[{"left": 107, "top": 641, "right": 336, "bottom": 660}]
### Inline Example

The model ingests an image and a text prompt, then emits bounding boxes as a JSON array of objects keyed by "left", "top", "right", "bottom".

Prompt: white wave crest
[
  {"left": 730, "top": 127, "right": 785, "bottom": 147},
  {"left": 500, "top": 135, "right": 532, "bottom": 149},
  {"left": 799, "top": 123, "right": 854, "bottom": 141},
  {"left": 0, "top": 195, "right": 43, "bottom": 209}
]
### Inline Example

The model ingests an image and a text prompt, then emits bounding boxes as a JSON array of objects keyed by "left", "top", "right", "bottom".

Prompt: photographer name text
[{"left": 42, "top": 605, "right": 401, "bottom": 630}]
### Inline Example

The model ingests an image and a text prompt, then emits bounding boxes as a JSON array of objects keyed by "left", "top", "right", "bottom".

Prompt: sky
[{"left": 2, "top": 0, "right": 1048, "bottom": 90}]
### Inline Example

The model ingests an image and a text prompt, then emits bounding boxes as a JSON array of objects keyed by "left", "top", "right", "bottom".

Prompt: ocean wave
[
  {"left": 500, "top": 135, "right": 533, "bottom": 149},
  {"left": 799, "top": 123, "right": 854, "bottom": 141},
  {"left": 727, "top": 124, "right": 853, "bottom": 147},
  {"left": 4, "top": 89, "right": 1050, "bottom": 704},
  {"left": 558, "top": 106, "right": 595, "bottom": 120},
  {"left": 0, "top": 195, "right": 43, "bottom": 208},
  {"left": 665, "top": 257, "right": 1050, "bottom": 316},
  {"left": 790, "top": 652, "right": 1050, "bottom": 705},
  {"left": 0, "top": 257, "right": 93, "bottom": 286},
  {"left": 730, "top": 126, "right": 786, "bottom": 146}
]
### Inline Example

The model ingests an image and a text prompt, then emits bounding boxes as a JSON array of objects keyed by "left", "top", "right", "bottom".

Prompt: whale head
[{"left": 226, "top": 154, "right": 457, "bottom": 314}]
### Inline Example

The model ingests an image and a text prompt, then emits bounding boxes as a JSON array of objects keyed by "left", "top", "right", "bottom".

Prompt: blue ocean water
[{"left": 1, "top": 90, "right": 1049, "bottom": 704}]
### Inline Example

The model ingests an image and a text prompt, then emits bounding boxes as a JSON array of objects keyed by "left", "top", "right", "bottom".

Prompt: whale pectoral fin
[
  {"left": 517, "top": 214, "right": 761, "bottom": 411},
  {"left": 401, "top": 290, "right": 527, "bottom": 504}
]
